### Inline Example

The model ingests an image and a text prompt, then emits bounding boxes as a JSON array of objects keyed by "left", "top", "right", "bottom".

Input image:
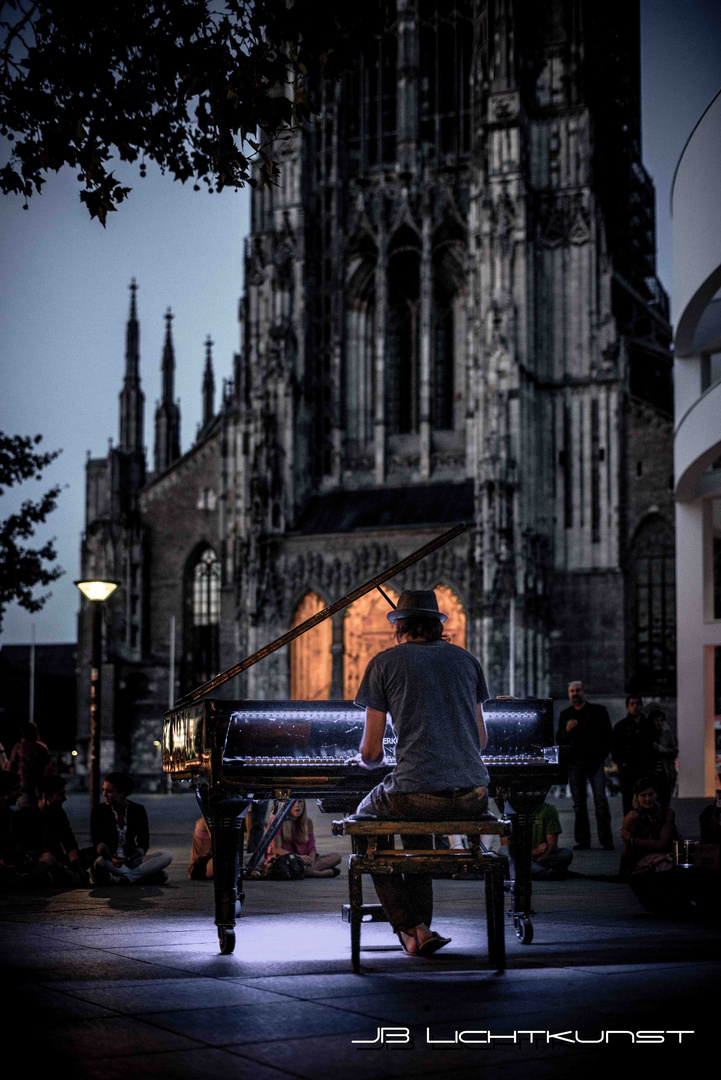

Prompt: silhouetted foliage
[
  {"left": 0, "top": 0, "right": 381, "bottom": 224},
  {"left": 0, "top": 432, "right": 64, "bottom": 630}
]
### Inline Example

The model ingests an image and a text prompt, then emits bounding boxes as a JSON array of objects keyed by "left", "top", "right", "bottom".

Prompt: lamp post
[{"left": 75, "top": 580, "right": 118, "bottom": 808}]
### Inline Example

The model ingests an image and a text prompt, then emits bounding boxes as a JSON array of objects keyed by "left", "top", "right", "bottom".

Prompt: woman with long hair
[
  {"left": 269, "top": 799, "right": 341, "bottom": 878},
  {"left": 619, "top": 776, "right": 676, "bottom": 876}
]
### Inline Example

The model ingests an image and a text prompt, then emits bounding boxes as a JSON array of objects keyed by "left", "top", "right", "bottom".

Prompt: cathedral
[{"left": 77, "top": 0, "right": 675, "bottom": 780}]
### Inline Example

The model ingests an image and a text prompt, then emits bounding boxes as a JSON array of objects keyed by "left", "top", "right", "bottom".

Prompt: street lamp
[{"left": 75, "top": 579, "right": 118, "bottom": 808}]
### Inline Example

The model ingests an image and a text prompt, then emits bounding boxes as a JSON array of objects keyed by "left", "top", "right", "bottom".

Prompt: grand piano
[{"left": 163, "top": 695, "right": 559, "bottom": 951}]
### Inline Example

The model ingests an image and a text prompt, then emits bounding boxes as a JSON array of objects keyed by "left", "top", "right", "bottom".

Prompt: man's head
[
  {"left": 388, "top": 589, "right": 447, "bottom": 643},
  {"left": 626, "top": 695, "right": 643, "bottom": 717},
  {"left": 0, "top": 770, "right": 21, "bottom": 809},
  {"left": 103, "top": 771, "right": 134, "bottom": 810},
  {"left": 567, "top": 682, "right": 586, "bottom": 708},
  {"left": 20, "top": 720, "right": 39, "bottom": 742},
  {"left": 37, "top": 775, "right": 67, "bottom": 810}
]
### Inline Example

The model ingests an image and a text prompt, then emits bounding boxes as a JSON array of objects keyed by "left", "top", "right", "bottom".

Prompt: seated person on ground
[
  {"left": 619, "top": 776, "right": 677, "bottom": 876},
  {"left": 188, "top": 816, "right": 213, "bottom": 879},
  {"left": 0, "top": 770, "right": 23, "bottom": 887},
  {"left": 90, "top": 771, "right": 172, "bottom": 885},
  {"left": 267, "top": 799, "right": 341, "bottom": 878},
  {"left": 17, "top": 775, "right": 87, "bottom": 887},
  {"left": 530, "top": 802, "right": 573, "bottom": 879}
]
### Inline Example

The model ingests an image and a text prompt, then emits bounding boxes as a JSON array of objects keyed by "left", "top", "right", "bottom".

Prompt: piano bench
[{"left": 332, "top": 817, "right": 511, "bottom": 974}]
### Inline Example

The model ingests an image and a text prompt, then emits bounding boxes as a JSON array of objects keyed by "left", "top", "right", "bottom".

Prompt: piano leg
[
  {"left": 197, "top": 787, "right": 251, "bottom": 955},
  {"left": 348, "top": 850, "right": 364, "bottom": 974},
  {"left": 498, "top": 788, "right": 548, "bottom": 945}
]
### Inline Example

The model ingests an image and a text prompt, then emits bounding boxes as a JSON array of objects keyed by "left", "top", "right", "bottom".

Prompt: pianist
[{"left": 354, "top": 589, "right": 490, "bottom": 957}]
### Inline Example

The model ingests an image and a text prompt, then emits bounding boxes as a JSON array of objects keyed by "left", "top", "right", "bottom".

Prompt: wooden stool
[{"left": 332, "top": 816, "right": 512, "bottom": 973}]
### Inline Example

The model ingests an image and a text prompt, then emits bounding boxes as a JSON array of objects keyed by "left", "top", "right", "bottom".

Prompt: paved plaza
[{"left": 2, "top": 792, "right": 718, "bottom": 1077}]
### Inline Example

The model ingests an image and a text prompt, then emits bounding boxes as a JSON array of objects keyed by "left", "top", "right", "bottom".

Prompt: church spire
[
  {"left": 154, "top": 308, "right": 181, "bottom": 474},
  {"left": 202, "top": 335, "right": 215, "bottom": 428},
  {"left": 118, "top": 279, "right": 145, "bottom": 453}
]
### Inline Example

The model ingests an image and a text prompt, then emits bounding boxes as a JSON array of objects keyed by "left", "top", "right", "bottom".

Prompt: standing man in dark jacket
[
  {"left": 557, "top": 681, "right": 614, "bottom": 851},
  {"left": 612, "top": 695, "right": 654, "bottom": 814}
]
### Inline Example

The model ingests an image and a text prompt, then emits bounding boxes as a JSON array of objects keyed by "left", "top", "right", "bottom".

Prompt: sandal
[
  {"left": 417, "top": 931, "right": 452, "bottom": 956},
  {"left": 398, "top": 928, "right": 452, "bottom": 956}
]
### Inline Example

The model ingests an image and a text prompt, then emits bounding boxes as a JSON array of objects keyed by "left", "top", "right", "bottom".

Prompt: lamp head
[{"left": 75, "top": 580, "right": 118, "bottom": 602}]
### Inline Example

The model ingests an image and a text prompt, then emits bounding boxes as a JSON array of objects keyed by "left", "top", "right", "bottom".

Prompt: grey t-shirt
[{"left": 355, "top": 640, "right": 490, "bottom": 794}]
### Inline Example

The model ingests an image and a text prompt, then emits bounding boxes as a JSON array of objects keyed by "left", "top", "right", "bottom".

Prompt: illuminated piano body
[{"left": 164, "top": 697, "right": 558, "bottom": 953}]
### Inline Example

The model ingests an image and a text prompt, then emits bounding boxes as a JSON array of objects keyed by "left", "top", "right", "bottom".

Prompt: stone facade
[{"left": 77, "top": 1, "right": 675, "bottom": 781}]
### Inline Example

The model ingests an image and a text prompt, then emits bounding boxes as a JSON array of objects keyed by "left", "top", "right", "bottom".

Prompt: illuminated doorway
[
  {"left": 290, "top": 592, "right": 332, "bottom": 700},
  {"left": 434, "top": 584, "right": 466, "bottom": 647},
  {"left": 342, "top": 585, "right": 466, "bottom": 698},
  {"left": 343, "top": 587, "right": 400, "bottom": 699}
]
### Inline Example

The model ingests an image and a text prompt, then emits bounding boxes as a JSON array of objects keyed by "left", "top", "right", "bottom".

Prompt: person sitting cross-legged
[
  {"left": 0, "top": 770, "right": 24, "bottom": 888},
  {"left": 17, "top": 775, "right": 88, "bottom": 888},
  {"left": 90, "top": 772, "right": 172, "bottom": 885},
  {"left": 619, "top": 776, "right": 677, "bottom": 876},
  {"left": 530, "top": 802, "right": 574, "bottom": 879},
  {"left": 267, "top": 799, "right": 342, "bottom": 878}
]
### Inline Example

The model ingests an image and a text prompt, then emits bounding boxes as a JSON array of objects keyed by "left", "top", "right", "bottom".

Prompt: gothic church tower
[
  {"left": 229, "top": 0, "right": 674, "bottom": 704},
  {"left": 76, "top": 0, "right": 675, "bottom": 782}
]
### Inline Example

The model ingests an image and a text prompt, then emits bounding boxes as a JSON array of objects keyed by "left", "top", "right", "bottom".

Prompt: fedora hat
[{"left": 387, "top": 589, "right": 447, "bottom": 624}]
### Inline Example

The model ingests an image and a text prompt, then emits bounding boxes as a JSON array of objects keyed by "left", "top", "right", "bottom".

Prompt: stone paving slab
[
  {"left": 53, "top": 977, "right": 299, "bottom": 1014},
  {"left": 71, "top": 1049, "right": 300, "bottom": 1080},
  {"left": 142, "top": 998, "right": 373, "bottom": 1046},
  {"left": 2, "top": 794, "right": 717, "bottom": 1077}
]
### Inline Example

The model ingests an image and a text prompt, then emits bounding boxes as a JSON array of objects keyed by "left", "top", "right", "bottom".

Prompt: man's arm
[
  {"left": 58, "top": 810, "right": 82, "bottom": 867},
  {"left": 360, "top": 708, "right": 386, "bottom": 766},
  {"left": 537, "top": 830, "right": 559, "bottom": 857},
  {"left": 476, "top": 703, "right": 488, "bottom": 749}
]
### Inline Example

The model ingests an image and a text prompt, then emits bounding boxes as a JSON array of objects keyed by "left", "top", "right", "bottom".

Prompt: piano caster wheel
[
  {"left": 218, "top": 927, "right": 236, "bottom": 954},
  {"left": 514, "top": 917, "right": 533, "bottom": 945}
]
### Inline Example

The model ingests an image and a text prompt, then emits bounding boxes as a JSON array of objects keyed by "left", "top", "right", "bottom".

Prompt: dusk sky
[{"left": 1, "top": 0, "right": 720, "bottom": 648}]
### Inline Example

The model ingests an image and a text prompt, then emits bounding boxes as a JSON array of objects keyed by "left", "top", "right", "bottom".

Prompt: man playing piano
[{"left": 354, "top": 589, "right": 491, "bottom": 956}]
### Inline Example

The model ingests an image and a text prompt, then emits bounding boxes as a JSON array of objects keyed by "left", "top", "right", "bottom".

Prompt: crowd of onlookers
[
  {"left": 0, "top": 721, "right": 172, "bottom": 890},
  {"left": 188, "top": 798, "right": 341, "bottom": 882},
  {"left": 2, "top": 695, "right": 718, "bottom": 893},
  {"left": 548, "top": 681, "right": 721, "bottom": 879}
]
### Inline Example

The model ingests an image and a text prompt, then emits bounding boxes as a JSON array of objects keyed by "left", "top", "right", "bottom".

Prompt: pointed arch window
[
  {"left": 419, "top": 1, "right": 474, "bottom": 161},
  {"left": 189, "top": 547, "right": 220, "bottom": 686},
  {"left": 342, "top": 584, "right": 466, "bottom": 700},
  {"left": 290, "top": 592, "right": 333, "bottom": 700},
  {"left": 346, "top": 14, "right": 398, "bottom": 174},
  {"left": 630, "top": 519, "right": 676, "bottom": 695},
  {"left": 387, "top": 239, "right": 421, "bottom": 433},
  {"left": 343, "top": 587, "right": 399, "bottom": 699},
  {"left": 432, "top": 226, "right": 466, "bottom": 431},
  {"left": 345, "top": 238, "right": 378, "bottom": 446},
  {"left": 434, "top": 584, "right": 466, "bottom": 646}
]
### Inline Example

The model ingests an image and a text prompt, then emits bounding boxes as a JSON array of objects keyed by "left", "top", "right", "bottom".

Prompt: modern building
[
  {"left": 0, "top": 643, "right": 78, "bottom": 769},
  {"left": 77, "top": 1, "right": 675, "bottom": 780},
  {"left": 672, "top": 88, "right": 721, "bottom": 797}
]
